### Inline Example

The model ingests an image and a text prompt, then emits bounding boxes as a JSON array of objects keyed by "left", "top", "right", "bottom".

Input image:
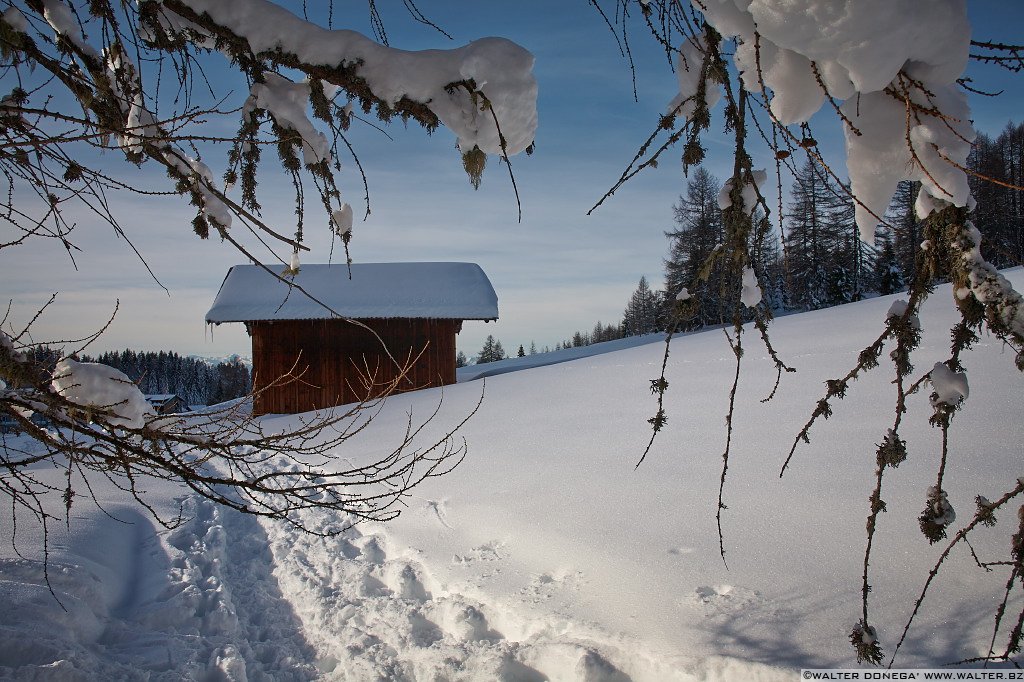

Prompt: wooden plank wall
[{"left": 250, "top": 318, "right": 459, "bottom": 415}]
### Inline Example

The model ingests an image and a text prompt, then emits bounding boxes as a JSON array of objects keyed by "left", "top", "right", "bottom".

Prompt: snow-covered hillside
[{"left": 1, "top": 271, "right": 1022, "bottom": 680}]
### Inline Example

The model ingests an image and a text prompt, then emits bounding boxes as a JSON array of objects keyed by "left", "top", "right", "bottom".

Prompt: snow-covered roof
[
  {"left": 206, "top": 263, "right": 499, "bottom": 323},
  {"left": 144, "top": 394, "right": 183, "bottom": 404}
]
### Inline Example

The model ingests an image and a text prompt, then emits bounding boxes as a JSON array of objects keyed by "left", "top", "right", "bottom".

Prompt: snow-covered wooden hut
[
  {"left": 144, "top": 394, "right": 190, "bottom": 414},
  {"left": 205, "top": 262, "right": 498, "bottom": 415}
]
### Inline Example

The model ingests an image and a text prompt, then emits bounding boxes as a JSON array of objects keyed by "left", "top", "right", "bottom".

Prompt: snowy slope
[
  {"left": 1, "top": 271, "right": 1022, "bottom": 680},
  {"left": 455, "top": 333, "right": 664, "bottom": 382}
]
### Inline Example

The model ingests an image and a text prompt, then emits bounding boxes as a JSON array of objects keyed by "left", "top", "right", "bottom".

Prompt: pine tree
[
  {"left": 968, "top": 122, "right": 1024, "bottom": 267},
  {"left": 784, "top": 157, "right": 861, "bottom": 309},
  {"left": 875, "top": 233, "right": 905, "bottom": 295},
  {"left": 663, "top": 167, "right": 726, "bottom": 328},
  {"left": 589, "top": 321, "right": 624, "bottom": 344},
  {"left": 477, "top": 336, "right": 495, "bottom": 364},
  {"left": 477, "top": 335, "right": 507, "bottom": 364},
  {"left": 517, "top": 344, "right": 526, "bottom": 358},
  {"left": 830, "top": 183, "right": 872, "bottom": 301},
  {"left": 622, "top": 276, "right": 660, "bottom": 336},
  {"left": 455, "top": 350, "right": 468, "bottom": 368},
  {"left": 887, "top": 180, "right": 922, "bottom": 284}
]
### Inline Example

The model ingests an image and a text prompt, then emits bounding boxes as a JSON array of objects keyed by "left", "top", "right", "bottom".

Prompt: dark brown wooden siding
[{"left": 250, "top": 318, "right": 459, "bottom": 415}]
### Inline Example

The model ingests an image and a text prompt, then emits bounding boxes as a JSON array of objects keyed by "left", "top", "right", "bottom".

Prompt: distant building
[
  {"left": 205, "top": 263, "right": 499, "bottom": 415},
  {"left": 144, "top": 394, "right": 191, "bottom": 415}
]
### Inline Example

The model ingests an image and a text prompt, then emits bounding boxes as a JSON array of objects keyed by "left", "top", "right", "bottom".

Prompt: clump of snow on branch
[
  {"left": 2, "top": 7, "right": 27, "bottom": 32},
  {"left": 163, "top": 151, "right": 232, "bottom": 229},
  {"left": 179, "top": 0, "right": 537, "bottom": 157},
  {"left": 332, "top": 203, "right": 354, "bottom": 237},
  {"left": 245, "top": 73, "right": 331, "bottom": 166},
  {"left": 1, "top": 330, "right": 23, "bottom": 363},
  {"left": 924, "top": 485, "right": 956, "bottom": 528},
  {"left": 956, "top": 223, "right": 1024, "bottom": 338},
  {"left": 840, "top": 87, "right": 974, "bottom": 243},
  {"left": 929, "top": 362, "right": 969, "bottom": 406},
  {"left": 120, "top": 98, "right": 159, "bottom": 158},
  {"left": 676, "top": 287, "right": 691, "bottom": 302},
  {"left": 886, "top": 299, "right": 921, "bottom": 331},
  {"left": 717, "top": 169, "right": 767, "bottom": 213},
  {"left": 740, "top": 266, "right": 762, "bottom": 308},
  {"left": 41, "top": 0, "right": 97, "bottom": 58},
  {"left": 668, "top": 32, "right": 722, "bottom": 120},
  {"left": 105, "top": 49, "right": 160, "bottom": 158},
  {"left": 699, "top": 0, "right": 973, "bottom": 242},
  {"left": 51, "top": 359, "right": 155, "bottom": 430},
  {"left": 138, "top": 2, "right": 212, "bottom": 48}
]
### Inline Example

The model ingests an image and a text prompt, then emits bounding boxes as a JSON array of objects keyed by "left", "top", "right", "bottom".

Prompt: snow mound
[{"left": 51, "top": 358, "right": 154, "bottom": 429}]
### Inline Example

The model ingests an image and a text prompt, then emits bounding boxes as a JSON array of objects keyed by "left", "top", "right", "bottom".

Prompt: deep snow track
[
  {"left": 0, "top": 489, "right": 784, "bottom": 680},
  {"left": 0, "top": 494, "right": 322, "bottom": 680},
  {"left": 251, "top": 494, "right": 788, "bottom": 682},
  {"left": 261, "top": 499, "right": 643, "bottom": 681}
]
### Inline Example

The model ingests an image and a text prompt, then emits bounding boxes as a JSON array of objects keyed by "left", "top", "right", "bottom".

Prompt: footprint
[
  {"left": 453, "top": 540, "right": 505, "bottom": 564},
  {"left": 525, "top": 643, "right": 630, "bottom": 682},
  {"left": 434, "top": 598, "right": 503, "bottom": 642},
  {"left": 407, "top": 612, "right": 444, "bottom": 647},
  {"left": 689, "top": 584, "right": 762, "bottom": 614},
  {"left": 336, "top": 539, "right": 361, "bottom": 560},
  {"left": 359, "top": 572, "right": 390, "bottom": 597},
  {"left": 356, "top": 537, "right": 386, "bottom": 565},
  {"left": 576, "top": 649, "right": 632, "bottom": 682},
  {"left": 385, "top": 562, "right": 430, "bottom": 602},
  {"left": 522, "top": 570, "right": 584, "bottom": 602}
]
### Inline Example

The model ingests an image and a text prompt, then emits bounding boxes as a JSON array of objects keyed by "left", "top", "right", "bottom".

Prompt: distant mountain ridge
[{"left": 186, "top": 353, "right": 252, "bottom": 368}]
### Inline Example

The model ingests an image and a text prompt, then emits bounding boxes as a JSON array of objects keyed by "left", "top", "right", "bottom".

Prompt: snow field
[{"left": 0, "top": 270, "right": 1021, "bottom": 679}]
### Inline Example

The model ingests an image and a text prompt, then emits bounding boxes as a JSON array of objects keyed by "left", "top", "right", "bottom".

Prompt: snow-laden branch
[
  {"left": 694, "top": 0, "right": 973, "bottom": 242},
  {"left": 165, "top": 0, "right": 537, "bottom": 157}
]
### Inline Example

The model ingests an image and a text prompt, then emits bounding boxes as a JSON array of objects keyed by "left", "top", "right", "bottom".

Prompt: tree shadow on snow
[{"left": 693, "top": 584, "right": 1023, "bottom": 671}]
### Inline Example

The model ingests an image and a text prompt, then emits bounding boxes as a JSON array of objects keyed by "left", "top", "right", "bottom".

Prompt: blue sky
[{"left": 5, "top": 1, "right": 1023, "bottom": 360}]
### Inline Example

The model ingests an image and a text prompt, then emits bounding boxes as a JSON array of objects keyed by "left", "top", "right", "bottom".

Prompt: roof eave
[{"left": 206, "top": 315, "right": 499, "bottom": 324}]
